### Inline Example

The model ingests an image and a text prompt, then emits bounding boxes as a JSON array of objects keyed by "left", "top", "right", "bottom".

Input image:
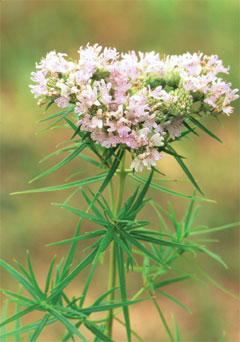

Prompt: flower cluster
[{"left": 30, "top": 44, "right": 239, "bottom": 171}]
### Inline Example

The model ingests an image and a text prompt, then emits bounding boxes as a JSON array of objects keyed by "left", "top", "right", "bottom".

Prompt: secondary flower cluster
[{"left": 30, "top": 44, "right": 239, "bottom": 171}]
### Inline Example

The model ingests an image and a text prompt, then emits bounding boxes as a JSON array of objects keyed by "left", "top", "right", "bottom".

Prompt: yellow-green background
[{"left": 1, "top": 1, "right": 239, "bottom": 341}]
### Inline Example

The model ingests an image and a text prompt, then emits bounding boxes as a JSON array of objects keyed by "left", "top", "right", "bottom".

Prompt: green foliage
[{"left": 2, "top": 102, "right": 239, "bottom": 341}]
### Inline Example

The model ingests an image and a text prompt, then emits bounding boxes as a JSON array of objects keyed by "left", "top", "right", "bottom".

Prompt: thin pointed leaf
[
  {"left": 184, "top": 258, "right": 240, "bottom": 300},
  {"left": 0, "top": 305, "right": 39, "bottom": 328},
  {"left": 81, "top": 189, "right": 105, "bottom": 219},
  {"left": 196, "top": 245, "right": 228, "bottom": 268},
  {"left": 154, "top": 275, "right": 190, "bottom": 289},
  {"left": 183, "top": 194, "right": 196, "bottom": 234},
  {"left": 39, "top": 105, "right": 74, "bottom": 122},
  {"left": 0, "top": 260, "right": 38, "bottom": 300},
  {"left": 172, "top": 315, "right": 180, "bottom": 342},
  {"left": 131, "top": 232, "right": 192, "bottom": 250},
  {"left": 183, "top": 121, "right": 199, "bottom": 136},
  {"left": 1, "top": 290, "right": 36, "bottom": 306},
  {"left": 90, "top": 149, "right": 124, "bottom": 208},
  {"left": 79, "top": 228, "right": 114, "bottom": 308},
  {"left": 157, "top": 290, "right": 191, "bottom": 313},
  {"left": 49, "top": 249, "right": 97, "bottom": 300},
  {"left": 85, "top": 321, "right": 113, "bottom": 342},
  {"left": 189, "top": 116, "right": 223, "bottom": 143},
  {"left": 29, "top": 143, "right": 86, "bottom": 183},
  {"left": 150, "top": 294, "right": 174, "bottom": 342},
  {"left": 61, "top": 219, "right": 81, "bottom": 280},
  {"left": 29, "top": 314, "right": 49, "bottom": 342},
  {"left": 190, "top": 222, "right": 240, "bottom": 236},
  {"left": 45, "top": 257, "right": 56, "bottom": 294},
  {"left": 130, "top": 170, "right": 153, "bottom": 214},
  {"left": 39, "top": 144, "right": 80, "bottom": 164},
  {"left": 78, "top": 153, "right": 100, "bottom": 167},
  {"left": 48, "top": 307, "right": 86, "bottom": 341},
  {"left": 115, "top": 244, "right": 131, "bottom": 342},
  {"left": 113, "top": 234, "right": 137, "bottom": 266},
  {"left": 52, "top": 203, "right": 108, "bottom": 227},
  {"left": 47, "top": 230, "right": 106, "bottom": 247},
  {"left": 167, "top": 145, "right": 203, "bottom": 195},
  {"left": 117, "top": 187, "right": 139, "bottom": 220},
  {"left": 220, "top": 331, "right": 226, "bottom": 342},
  {"left": 26, "top": 251, "right": 44, "bottom": 299},
  {"left": 114, "top": 317, "right": 144, "bottom": 342},
  {"left": 119, "top": 230, "right": 167, "bottom": 267},
  {"left": 132, "top": 175, "right": 214, "bottom": 202},
  {"left": 14, "top": 289, "right": 22, "bottom": 342},
  {"left": 11, "top": 173, "right": 107, "bottom": 195},
  {"left": 1, "top": 301, "right": 8, "bottom": 341}
]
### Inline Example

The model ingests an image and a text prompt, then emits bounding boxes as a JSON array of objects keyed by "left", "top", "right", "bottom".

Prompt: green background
[{"left": 1, "top": 1, "right": 239, "bottom": 341}]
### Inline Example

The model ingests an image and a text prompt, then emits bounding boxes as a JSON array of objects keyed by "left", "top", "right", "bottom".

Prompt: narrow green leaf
[
  {"left": 48, "top": 307, "right": 86, "bottom": 341},
  {"left": 154, "top": 275, "right": 190, "bottom": 289},
  {"left": 114, "top": 244, "right": 131, "bottom": 341},
  {"left": 39, "top": 144, "right": 80, "bottom": 164},
  {"left": 172, "top": 315, "right": 181, "bottom": 342},
  {"left": 52, "top": 203, "right": 108, "bottom": 227},
  {"left": 29, "top": 143, "right": 86, "bottom": 183},
  {"left": 47, "top": 230, "right": 106, "bottom": 247},
  {"left": 78, "top": 153, "right": 100, "bottom": 167},
  {"left": 157, "top": 290, "right": 191, "bottom": 313},
  {"left": 167, "top": 145, "right": 204, "bottom": 195},
  {"left": 183, "top": 194, "right": 196, "bottom": 234},
  {"left": 220, "top": 331, "right": 226, "bottom": 342},
  {"left": 190, "top": 222, "right": 240, "bottom": 236},
  {"left": 132, "top": 175, "right": 214, "bottom": 202},
  {"left": 44, "top": 256, "right": 56, "bottom": 294},
  {"left": 37, "top": 106, "right": 74, "bottom": 133},
  {"left": 29, "top": 314, "right": 49, "bottom": 342},
  {"left": 1, "top": 301, "right": 8, "bottom": 341},
  {"left": 49, "top": 249, "right": 97, "bottom": 300},
  {"left": 131, "top": 232, "right": 192, "bottom": 250},
  {"left": 113, "top": 234, "right": 137, "bottom": 266},
  {"left": 60, "top": 219, "right": 81, "bottom": 280},
  {"left": 81, "top": 188, "right": 105, "bottom": 219},
  {"left": 183, "top": 121, "right": 199, "bottom": 136},
  {"left": 14, "top": 289, "right": 22, "bottom": 342},
  {"left": 79, "top": 228, "right": 114, "bottom": 308},
  {"left": 39, "top": 104, "right": 74, "bottom": 122},
  {"left": 184, "top": 258, "right": 240, "bottom": 300},
  {"left": 90, "top": 149, "right": 124, "bottom": 208},
  {"left": 0, "top": 305, "right": 39, "bottom": 328},
  {"left": 85, "top": 321, "right": 113, "bottom": 342},
  {"left": 26, "top": 251, "right": 44, "bottom": 299},
  {"left": 189, "top": 116, "right": 223, "bottom": 143},
  {"left": 0, "top": 260, "right": 37, "bottom": 300},
  {"left": 11, "top": 173, "right": 107, "bottom": 195},
  {"left": 0, "top": 318, "right": 57, "bottom": 340},
  {"left": 130, "top": 170, "right": 153, "bottom": 215},
  {"left": 117, "top": 187, "right": 139, "bottom": 220},
  {"left": 81, "top": 298, "right": 149, "bottom": 314},
  {"left": 1, "top": 290, "right": 36, "bottom": 306},
  {"left": 114, "top": 317, "right": 144, "bottom": 342},
  {"left": 196, "top": 245, "right": 228, "bottom": 269},
  {"left": 150, "top": 294, "right": 174, "bottom": 342},
  {"left": 119, "top": 230, "right": 167, "bottom": 267}
]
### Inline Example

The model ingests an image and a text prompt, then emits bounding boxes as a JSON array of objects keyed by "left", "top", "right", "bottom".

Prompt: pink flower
[{"left": 54, "top": 96, "right": 70, "bottom": 108}]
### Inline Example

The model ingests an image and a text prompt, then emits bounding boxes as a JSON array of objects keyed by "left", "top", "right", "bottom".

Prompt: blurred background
[{"left": 1, "top": 0, "right": 239, "bottom": 341}]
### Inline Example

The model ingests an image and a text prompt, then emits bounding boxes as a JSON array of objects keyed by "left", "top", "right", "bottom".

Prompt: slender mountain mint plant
[{"left": 1, "top": 44, "right": 239, "bottom": 341}]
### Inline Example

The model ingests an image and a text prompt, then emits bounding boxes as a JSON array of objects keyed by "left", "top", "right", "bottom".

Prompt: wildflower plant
[{"left": 1, "top": 44, "right": 239, "bottom": 341}]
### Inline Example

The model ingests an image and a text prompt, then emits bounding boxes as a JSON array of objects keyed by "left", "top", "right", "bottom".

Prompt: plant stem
[{"left": 106, "top": 150, "right": 127, "bottom": 338}]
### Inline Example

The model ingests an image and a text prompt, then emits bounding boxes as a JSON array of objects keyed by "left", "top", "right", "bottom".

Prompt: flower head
[{"left": 30, "top": 44, "right": 239, "bottom": 171}]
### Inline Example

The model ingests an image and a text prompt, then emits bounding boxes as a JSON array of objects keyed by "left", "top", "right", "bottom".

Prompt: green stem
[{"left": 106, "top": 150, "right": 127, "bottom": 339}]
